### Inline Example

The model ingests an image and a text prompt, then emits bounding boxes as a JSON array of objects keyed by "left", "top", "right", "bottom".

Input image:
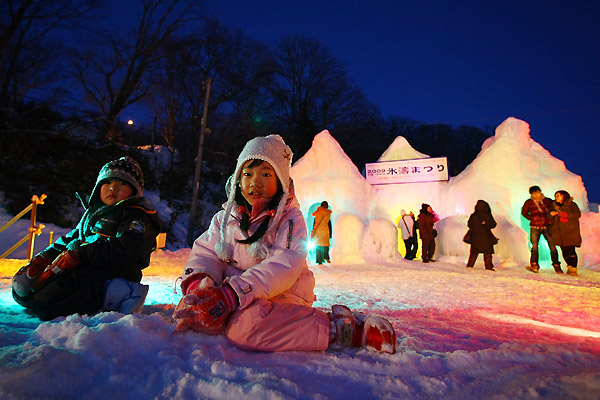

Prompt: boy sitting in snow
[{"left": 12, "top": 156, "right": 161, "bottom": 320}]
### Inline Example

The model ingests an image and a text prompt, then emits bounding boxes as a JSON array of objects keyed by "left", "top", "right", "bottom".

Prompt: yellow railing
[{"left": 0, "top": 194, "right": 47, "bottom": 260}]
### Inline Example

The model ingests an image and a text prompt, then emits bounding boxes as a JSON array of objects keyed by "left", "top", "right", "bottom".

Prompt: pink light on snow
[{"left": 478, "top": 311, "right": 600, "bottom": 338}]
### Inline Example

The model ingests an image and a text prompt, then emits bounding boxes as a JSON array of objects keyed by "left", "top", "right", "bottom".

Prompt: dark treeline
[{"left": 0, "top": 0, "right": 490, "bottom": 244}]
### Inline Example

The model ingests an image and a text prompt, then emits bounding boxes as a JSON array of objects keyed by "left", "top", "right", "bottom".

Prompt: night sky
[
  {"left": 113, "top": 1, "right": 600, "bottom": 202},
  {"left": 201, "top": 1, "right": 600, "bottom": 202}
]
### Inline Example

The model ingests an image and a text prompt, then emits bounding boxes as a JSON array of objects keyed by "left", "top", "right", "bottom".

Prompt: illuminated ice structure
[{"left": 291, "top": 117, "right": 600, "bottom": 269}]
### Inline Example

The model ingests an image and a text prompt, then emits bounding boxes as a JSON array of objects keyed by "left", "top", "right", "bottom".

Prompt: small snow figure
[
  {"left": 521, "top": 185, "right": 561, "bottom": 273},
  {"left": 549, "top": 190, "right": 582, "bottom": 276},
  {"left": 173, "top": 135, "right": 397, "bottom": 354},
  {"left": 464, "top": 200, "right": 498, "bottom": 271},
  {"left": 12, "top": 157, "right": 161, "bottom": 320}
]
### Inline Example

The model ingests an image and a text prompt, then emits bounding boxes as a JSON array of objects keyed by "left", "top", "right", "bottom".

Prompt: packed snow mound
[
  {"left": 292, "top": 130, "right": 372, "bottom": 221},
  {"left": 292, "top": 130, "right": 365, "bottom": 180},
  {"left": 330, "top": 213, "right": 365, "bottom": 264},
  {"left": 361, "top": 218, "right": 401, "bottom": 261},
  {"left": 444, "top": 117, "right": 588, "bottom": 221},
  {"left": 377, "top": 136, "right": 429, "bottom": 161},
  {"left": 289, "top": 117, "right": 598, "bottom": 270},
  {"left": 581, "top": 212, "right": 600, "bottom": 266}
]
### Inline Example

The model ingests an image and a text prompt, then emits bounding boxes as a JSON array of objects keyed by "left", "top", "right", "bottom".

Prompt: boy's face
[
  {"left": 240, "top": 160, "right": 279, "bottom": 206},
  {"left": 100, "top": 179, "right": 135, "bottom": 205}
]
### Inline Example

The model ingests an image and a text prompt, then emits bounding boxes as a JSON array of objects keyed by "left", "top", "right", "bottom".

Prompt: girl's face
[
  {"left": 240, "top": 160, "right": 279, "bottom": 206},
  {"left": 100, "top": 179, "right": 135, "bottom": 205},
  {"left": 555, "top": 192, "right": 564, "bottom": 203}
]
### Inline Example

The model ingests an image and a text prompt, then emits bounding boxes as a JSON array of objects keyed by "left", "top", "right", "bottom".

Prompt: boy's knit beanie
[
  {"left": 96, "top": 156, "right": 144, "bottom": 196},
  {"left": 215, "top": 135, "right": 293, "bottom": 261}
]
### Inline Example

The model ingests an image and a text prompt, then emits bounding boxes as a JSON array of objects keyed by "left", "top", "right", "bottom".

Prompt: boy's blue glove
[{"left": 173, "top": 276, "right": 238, "bottom": 334}]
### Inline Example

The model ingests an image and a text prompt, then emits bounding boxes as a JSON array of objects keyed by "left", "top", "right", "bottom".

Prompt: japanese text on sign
[{"left": 365, "top": 157, "right": 449, "bottom": 185}]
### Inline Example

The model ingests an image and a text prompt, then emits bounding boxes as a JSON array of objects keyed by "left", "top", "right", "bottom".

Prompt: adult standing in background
[
  {"left": 311, "top": 201, "right": 332, "bottom": 264},
  {"left": 521, "top": 185, "right": 561, "bottom": 273},
  {"left": 549, "top": 190, "right": 582, "bottom": 276},
  {"left": 465, "top": 200, "right": 498, "bottom": 271},
  {"left": 418, "top": 203, "right": 439, "bottom": 263},
  {"left": 398, "top": 210, "right": 418, "bottom": 260}
]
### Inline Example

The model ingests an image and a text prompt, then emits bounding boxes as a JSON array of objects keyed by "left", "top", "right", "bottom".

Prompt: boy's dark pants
[{"left": 13, "top": 265, "right": 106, "bottom": 321}]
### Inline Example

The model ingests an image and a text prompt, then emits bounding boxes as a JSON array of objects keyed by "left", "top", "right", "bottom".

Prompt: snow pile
[
  {"left": 361, "top": 218, "right": 401, "bottom": 261},
  {"left": 1, "top": 250, "right": 600, "bottom": 399},
  {"left": 369, "top": 135, "right": 446, "bottom": 222},
  {"left": 377, "top": 136, "right": 429, "bottom": 161},
  {"left": 291, "top": 130, "right": 372, "bottom": 222},
  {"left": 330, "top": 213, "right": 365, "bottom": 264},
  {"left": 443, "top": 117, "right": 588, "bottom": 218}
]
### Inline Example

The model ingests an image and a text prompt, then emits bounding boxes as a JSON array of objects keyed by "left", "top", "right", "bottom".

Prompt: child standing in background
[{"left": 174, "top": 135, "right": 396, "bottom": 353}]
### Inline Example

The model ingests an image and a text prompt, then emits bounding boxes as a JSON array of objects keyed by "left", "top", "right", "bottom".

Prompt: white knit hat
[{"left": 215, "top": 135, "right": 293, "bottom": 261}]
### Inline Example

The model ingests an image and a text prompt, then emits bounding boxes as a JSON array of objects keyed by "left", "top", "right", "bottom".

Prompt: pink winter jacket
[{"left": 182, "top": 197, "right": 315, "bottom": 309}]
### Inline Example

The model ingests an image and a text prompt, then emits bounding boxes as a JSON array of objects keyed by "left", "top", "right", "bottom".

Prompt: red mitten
[
  {"left": 26, "top": 253, "right": 53, "bottom": 278},
  {"left": 12, "top": 253, "right": 53, "bottom": 297},
  {"left": 173, "top": 276, "right": 238, "bottom": 334},
  {"left": 32, "top": 250, "right": 80, "bottom": 291},
  {"left": 559, "top": 211, "right": 568, "bottom": 223}
]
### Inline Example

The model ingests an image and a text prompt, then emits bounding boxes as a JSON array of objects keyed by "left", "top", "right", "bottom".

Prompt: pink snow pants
[{"left": 225, "top": 298, "right": 330, "bottom": 352}]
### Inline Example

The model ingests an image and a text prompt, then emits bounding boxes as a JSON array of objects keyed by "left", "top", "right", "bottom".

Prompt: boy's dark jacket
[{"left": 40, "top": 192, "right": 161, "bottom": 283}]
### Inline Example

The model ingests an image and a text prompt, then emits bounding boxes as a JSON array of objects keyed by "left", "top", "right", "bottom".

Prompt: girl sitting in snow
[{"left": 173, "top": 135, "right": 396, "bottom": 353}]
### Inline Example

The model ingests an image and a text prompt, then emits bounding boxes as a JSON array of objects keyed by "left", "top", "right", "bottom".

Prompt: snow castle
[{"left": 291, "top": 117, "right": 600, "bottom": 268}]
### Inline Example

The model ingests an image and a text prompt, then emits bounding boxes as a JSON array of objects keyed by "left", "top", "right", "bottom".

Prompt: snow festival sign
[{"left": 365, "top": 157, "right": 449, "bottom": 185}]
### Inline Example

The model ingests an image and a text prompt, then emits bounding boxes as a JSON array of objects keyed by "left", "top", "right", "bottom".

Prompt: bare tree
[
  {"left": 145, "top": 20, "right": 273, "bottom": 165},
  {"left": 0, "top": 0, "right": 98, "bottom": 127},
  {"left": 266, "top": 35, "right": 379, "bottom": 156},
  {"left": 73, "top": 0, "right": 200, "bottom": 143}
]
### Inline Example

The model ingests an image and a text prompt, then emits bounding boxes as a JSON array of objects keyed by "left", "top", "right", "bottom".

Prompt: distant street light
[{"left": 127, "top": 119, "right": 134, "bottom": 125}]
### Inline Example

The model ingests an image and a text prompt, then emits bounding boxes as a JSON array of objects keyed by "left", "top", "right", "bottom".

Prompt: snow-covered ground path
[{"left": 1, "top": 250, "right": 600, "bottom": 399}]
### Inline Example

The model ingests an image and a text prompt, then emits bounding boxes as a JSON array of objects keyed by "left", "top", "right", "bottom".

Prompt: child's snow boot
[
  {"left": 566, "top": 266, "right": 578, "bottom": 276},
  {"left": 12, "top": 254, "right": 52, "bottom": 297},
  {"left": 328, "top": 305, "right": 397, "bottom": 354},
  {"left": 103, "top": 278, "right": 149, "bottom": 314}
]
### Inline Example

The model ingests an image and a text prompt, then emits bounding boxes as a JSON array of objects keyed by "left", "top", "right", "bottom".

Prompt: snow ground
[{"left": 1, "top": 250, "right": 600, "bottom": 400}]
